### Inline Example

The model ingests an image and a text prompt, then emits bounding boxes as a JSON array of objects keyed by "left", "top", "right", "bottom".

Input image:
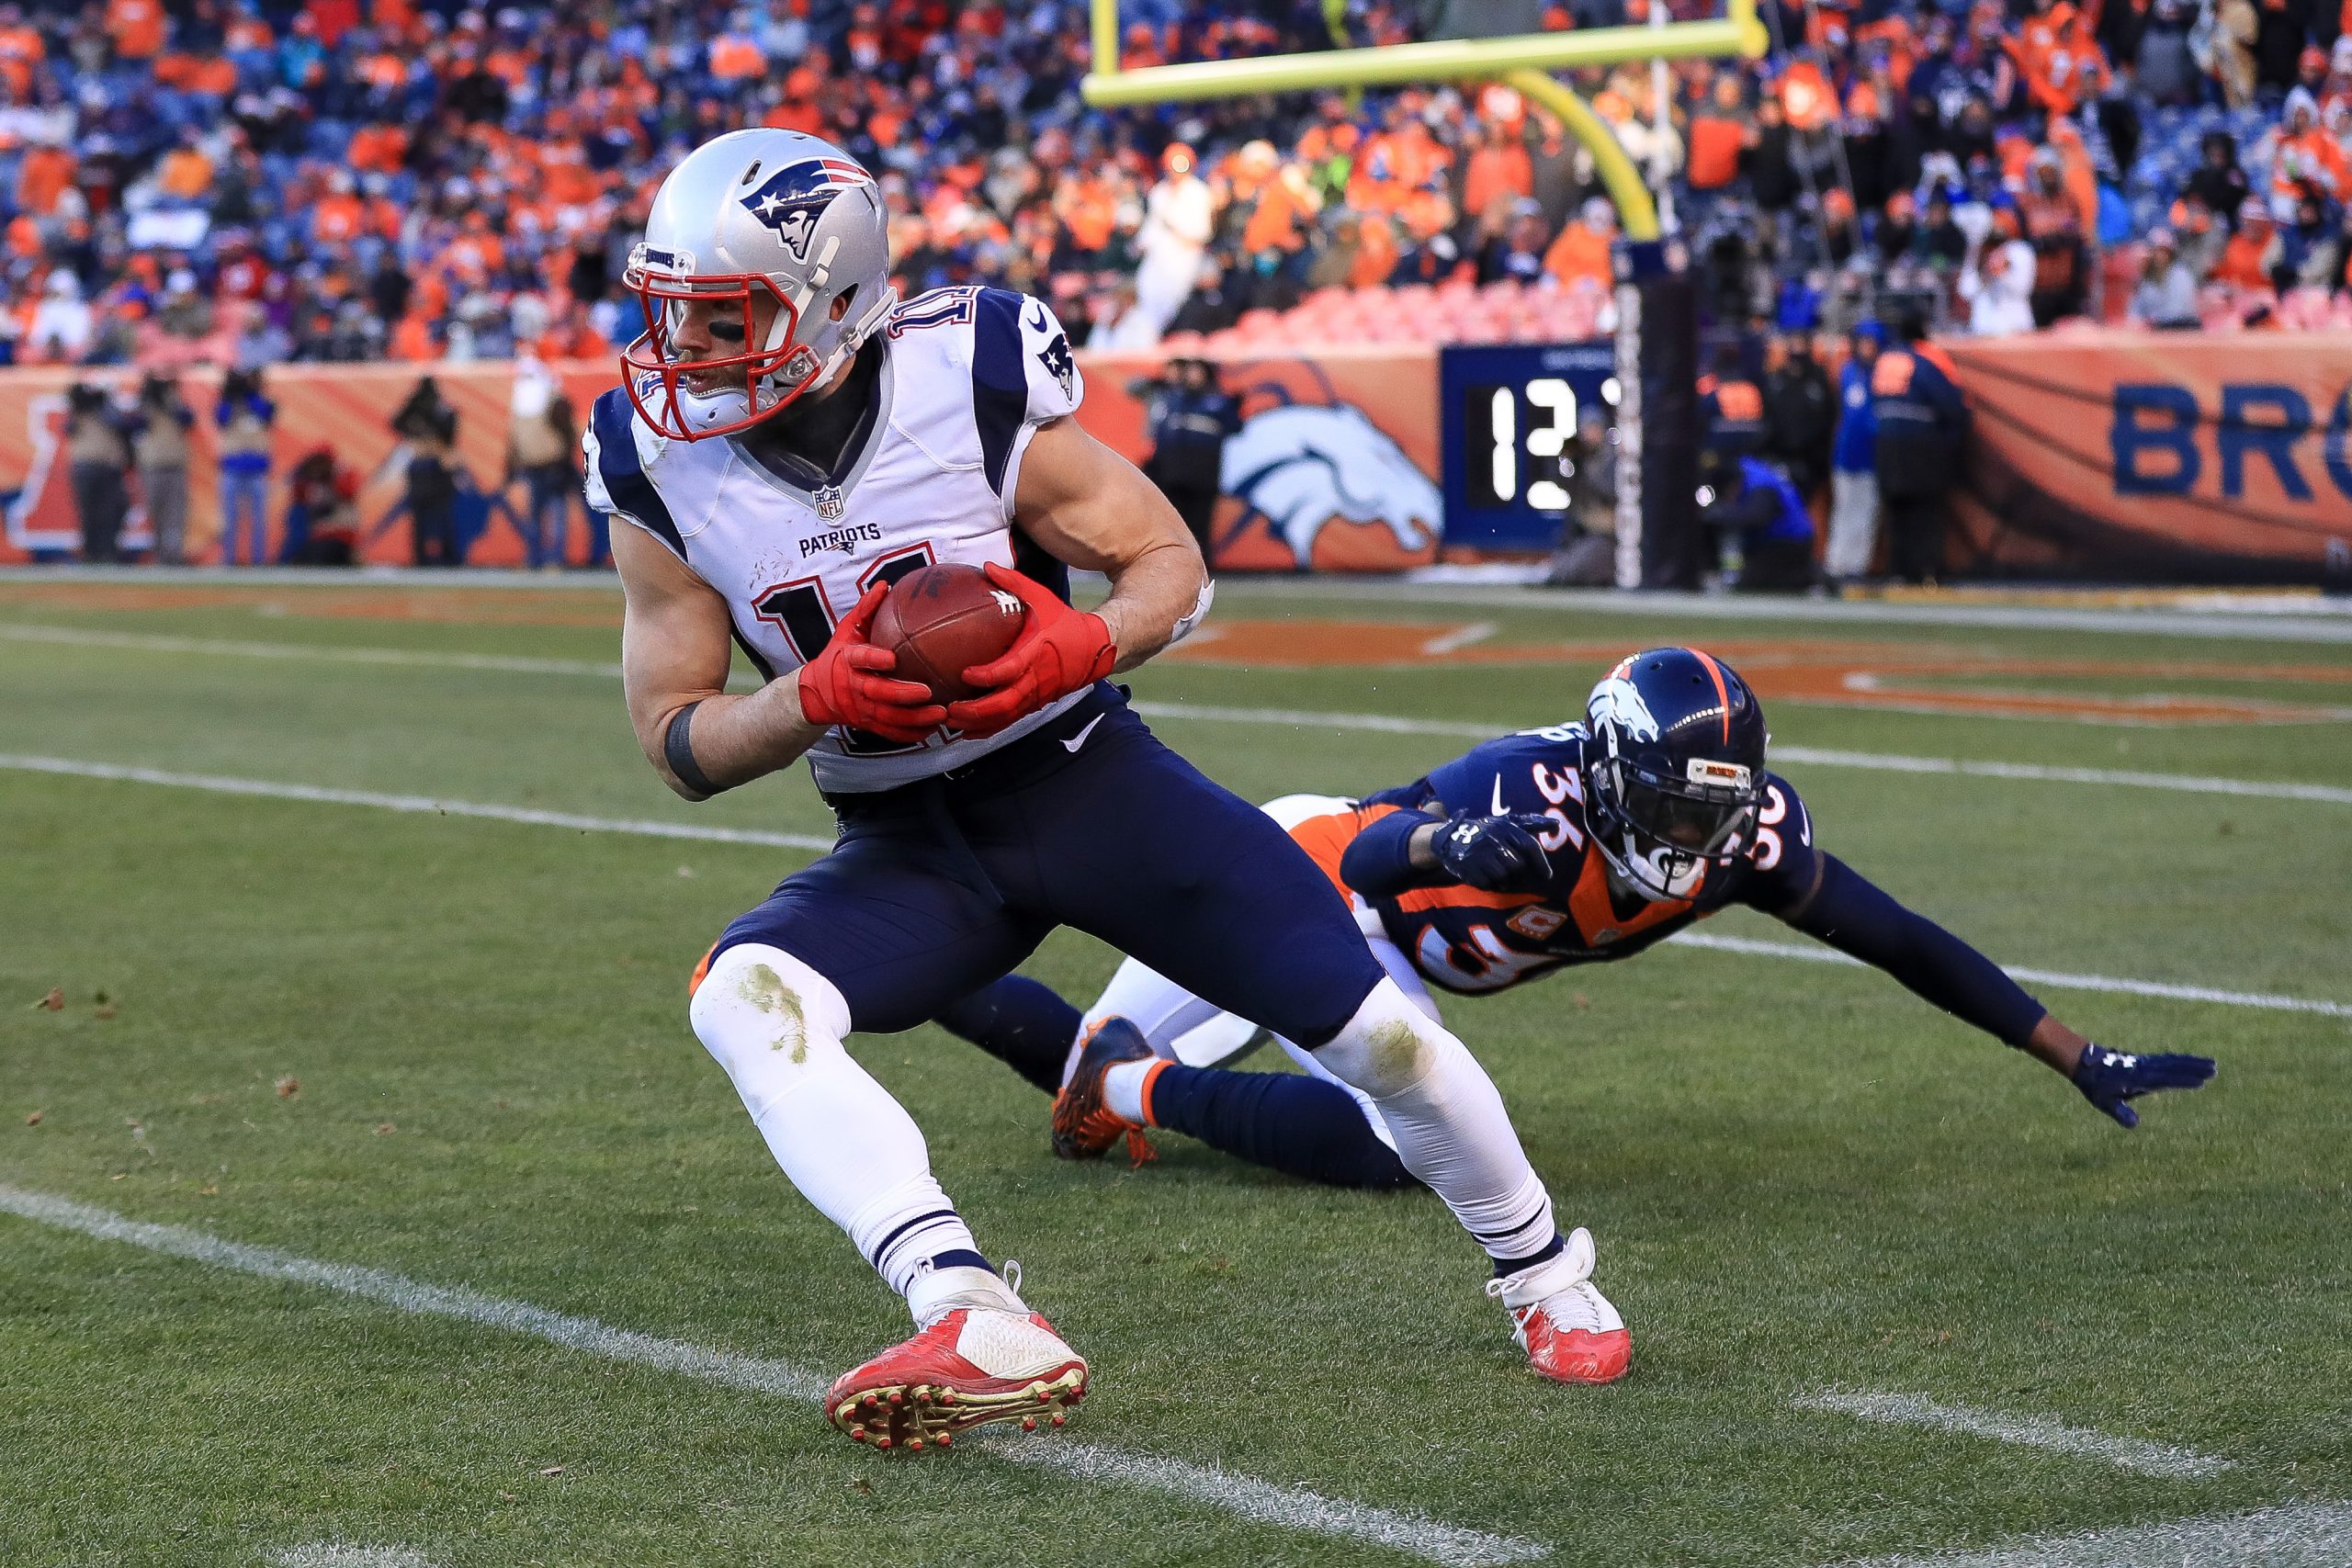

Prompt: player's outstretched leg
[
  {"left": 1310, "top": 979, "right": 1632, "bottom": 1384},
  {"left": 691, "top": 942, "right": 1087, "bottom": 1446}
]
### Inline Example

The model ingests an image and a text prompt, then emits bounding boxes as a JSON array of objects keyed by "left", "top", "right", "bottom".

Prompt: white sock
[
  {"left": 1102, "top": 1059, "right": 1153, "bottom": 1123},
  {"left": 1310, "top": 978, "right": 1559, "bottom": 1264},
  {"left": 691, "top": 942, "right": 984, "bottom": 1299}
]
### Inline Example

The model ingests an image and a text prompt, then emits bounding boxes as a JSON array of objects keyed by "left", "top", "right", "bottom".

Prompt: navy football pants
[{"left": 713, "top": 686, "right": 1388, "bottom": 1045}]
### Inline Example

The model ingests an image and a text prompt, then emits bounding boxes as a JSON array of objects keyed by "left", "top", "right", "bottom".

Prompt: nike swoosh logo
[
  {"left": 1063, "top": 715, "right": 1104, "bottom": 753},
  {"left": 1492, "top": 774, "right": 1508, "bottom": 818},
  {"left": 1025, "top": 300, "right": 1049, "bottom": 333}
]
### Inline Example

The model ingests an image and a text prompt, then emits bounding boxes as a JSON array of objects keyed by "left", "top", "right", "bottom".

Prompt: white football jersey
[{"left": 583, "top": 286, "right": 1089, "bottom": 794}]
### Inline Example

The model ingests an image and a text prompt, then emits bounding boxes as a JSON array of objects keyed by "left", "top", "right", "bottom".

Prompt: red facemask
[{"left": 617, "top": 262, "right": 825, "bottom": 442}]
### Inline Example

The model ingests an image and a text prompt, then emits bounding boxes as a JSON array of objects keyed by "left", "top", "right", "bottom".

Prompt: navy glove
[
  {"left": 1430, "top": 811, "right": 1555, "bottom": 894},
  {"left": 2070, "top": 1043, "right": 2216, "bottom": 1128}
]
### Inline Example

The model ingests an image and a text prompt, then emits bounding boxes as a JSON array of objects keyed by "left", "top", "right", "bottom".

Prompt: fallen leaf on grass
[
  {"left": 1574, "top": 992, "right": 1590, "bottom": 1010},
  {"left": 498, "top": 1491, "right": 518, "bottom": 1503},
  {"left": 852, "top": 1478, "right": 873, "bottom": 1495},
  {"left": 374, "top": 1122, "right": 397, "bottom": 1136},
  {"left": 198, "top": 1184, "right": 218, "bottom": 1197},
  {"left": 33, "top": 988, "right": 62, "bottom": 1011},
  {"left": 25, "top": 1111, "right": 41, "bottom": 1126},
  {"left": 539, "top": 1465, "right": 564, "bottom": 1477},
  {"left": 275, "top": 1076, "right": 300, "bottom": 1099},
  {"left": 95, "top": 1003, "right": 118, "bottom": 1020}
]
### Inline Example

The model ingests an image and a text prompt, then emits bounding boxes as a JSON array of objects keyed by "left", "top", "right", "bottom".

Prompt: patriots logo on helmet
[{"left": 740, "top": 157, "right": 872, "bottom": 261}]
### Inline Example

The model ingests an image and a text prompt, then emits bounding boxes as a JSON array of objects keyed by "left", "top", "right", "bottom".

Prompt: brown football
[{"left": 870, "top": 563, "right": 1027, "bottom": 703}]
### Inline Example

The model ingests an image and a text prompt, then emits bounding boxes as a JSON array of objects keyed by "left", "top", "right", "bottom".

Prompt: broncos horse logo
[
  {"left": 1219, "top": 402, "right": 1442, "bottom": 570},
  {"left": 739, "top": 158, "right": 871, "bottom": 261}
]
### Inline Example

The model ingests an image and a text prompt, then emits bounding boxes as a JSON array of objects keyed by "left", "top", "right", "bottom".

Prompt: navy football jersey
[{"left": 1357, "top": 724, "right": 1819, "bottom": 993}]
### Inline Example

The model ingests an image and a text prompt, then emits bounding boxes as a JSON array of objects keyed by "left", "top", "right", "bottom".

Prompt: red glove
[
  {"left": 944, "top": 562, "right": 1116, "bottom": 738},
  {"left": 796, "top": 581, "right": 947, "bottom": 745}
]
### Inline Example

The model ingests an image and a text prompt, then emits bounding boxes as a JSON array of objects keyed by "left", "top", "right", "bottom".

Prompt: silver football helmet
[{"left": 620, "top": 129, "right": 897, "bottom": 441}]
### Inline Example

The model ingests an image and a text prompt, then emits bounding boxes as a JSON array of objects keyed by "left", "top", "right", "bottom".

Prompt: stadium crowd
[{"left": 6, "top": 0, "right": 2352, "bottom": 374}]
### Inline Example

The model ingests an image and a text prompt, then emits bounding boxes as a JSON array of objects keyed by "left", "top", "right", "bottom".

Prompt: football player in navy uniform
[
  {"left": 942, "top": 648, "right": 2216, "bottom": 1201},
  {"left": 590, "top": 129, "right": 1632, "bottom": 1450}
]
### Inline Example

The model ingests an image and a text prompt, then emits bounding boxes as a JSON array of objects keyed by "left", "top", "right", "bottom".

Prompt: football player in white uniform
[{"left": 590, "top": 130, "right": 1629, "bottom": 1451}]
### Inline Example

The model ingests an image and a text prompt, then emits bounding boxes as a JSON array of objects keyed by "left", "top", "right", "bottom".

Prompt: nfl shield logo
[{"left": 813, "top": 485, "right": 845, "bottom": 522}]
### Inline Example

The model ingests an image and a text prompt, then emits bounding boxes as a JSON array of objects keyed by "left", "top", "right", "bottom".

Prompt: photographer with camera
[
  {"left": 1133, "top": 355, "right": 1240, "bottom": 570},
  {"left": 133, "top": 373, "right": 196, "bottom": 566},
  {"left": 65, "top": 379, "right": 137, "bottom": 564},
  {"left": 216, "top": 368, "right": 277, "bottom": 565}
]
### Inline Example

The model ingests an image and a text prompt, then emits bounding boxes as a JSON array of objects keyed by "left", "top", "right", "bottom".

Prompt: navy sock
[
  {"left": 1147, "top": 1065, "right": 1416, "bottom": 1190},
  {"left": 926, "top": 1248, "right": 994, "bottom": 1275},
  {"left": 933, "top": 976, "right": 1082, "bottom": 1096},
  {"left": 1491, "top": 1234, "right": 1565, "bottom": 1279}
]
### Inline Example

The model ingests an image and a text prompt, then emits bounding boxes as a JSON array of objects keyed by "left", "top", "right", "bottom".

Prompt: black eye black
[{"left": 707, "top": 320, "right": 746, "bottom": 342}]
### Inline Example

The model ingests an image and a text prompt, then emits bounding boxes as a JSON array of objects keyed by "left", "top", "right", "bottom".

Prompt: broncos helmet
[
  {"left": 619, "top": 129, "right": 898, "bottom": 442},
  {"left": 1584, "top": 648, "right": 1769, "bottom": 901}
]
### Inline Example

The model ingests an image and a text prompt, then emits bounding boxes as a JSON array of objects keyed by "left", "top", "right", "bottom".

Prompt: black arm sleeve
[
  {"left": 1781, "top": 854, "right": 2047, "bottom": 1047},
  {"left": 1338, "top": 808, "right": 1448, "bottom": 899}
]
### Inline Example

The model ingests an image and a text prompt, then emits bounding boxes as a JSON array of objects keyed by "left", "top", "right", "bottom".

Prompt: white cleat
[{"left": 1486, "top": 1227, "right": 1631, "bottom": 1385}]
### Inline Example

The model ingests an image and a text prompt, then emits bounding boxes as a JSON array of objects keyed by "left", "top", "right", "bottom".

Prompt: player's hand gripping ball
[
  {"left": 943, "top": 562, "right": 1116, "bottom": 738},
  {"left": 795, "top": 581, "right": 949, "bottom": 745},
  {"left": 870, "top": 563, "right": 1030, "bottom": 704}
]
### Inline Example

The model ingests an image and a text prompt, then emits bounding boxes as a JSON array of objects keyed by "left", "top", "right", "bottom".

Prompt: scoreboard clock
[{"left": 1439, "top": 341, "right": 1616, "bottom": 556}]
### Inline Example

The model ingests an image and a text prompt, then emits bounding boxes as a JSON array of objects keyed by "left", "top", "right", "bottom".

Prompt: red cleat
[
  {"left": 1486, "top": 1227, "right": 1631, "bottom": 1385},
  {"left": 829, "top": 1267, "right": 1088, "bottom": 1450},
  {"left": 1050, "top": 1017, "right": 1154, "bottom": 1161}
]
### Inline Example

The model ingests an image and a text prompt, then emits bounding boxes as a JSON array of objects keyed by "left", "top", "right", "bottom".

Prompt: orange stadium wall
[
  {"left": 0, "top": 347, "right": 1444, "bottom": 573},
  {"left": 1943, "top": 332, "right": 2352, "bottom": 584}
]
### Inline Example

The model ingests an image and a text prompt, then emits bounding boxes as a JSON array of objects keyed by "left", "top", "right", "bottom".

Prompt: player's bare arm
[
  {"left": 613, "top": 522, "right": 824, "bottom": 799},
  {"left": 1010, "top": 413, "right": 1206, "bottom": 671},
  {"left": 616, "top": 524, "right": 944, "bottom": 798}
]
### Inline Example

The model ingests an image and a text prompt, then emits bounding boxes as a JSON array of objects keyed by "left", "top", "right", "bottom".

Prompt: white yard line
[
  {"left": 6, "top": 754, "right": 2347, "bottom": 1023},
  {"left": 0, "top": 755, "right": 835, "bottom": 852},
  {"left": 1420, "top": 621, "right": 1498, "bottom": 655},
  {"left": 8, "top": 621, "right": 2348, "bottom": 804},
  {"left": 271, "top": 1548, "right": 437, "bottom": 1568},
  {"left": 1795, "top": 1391, "right": 2230, "bottom": 1480},
  {"left": 1826, "top": 1504, "right": 2352, "bottom": 1567},
  {"left": 0, "top": 1185, "right": 1547, "bottom": 1567},
  {"left": 1670, "top": 932, "right": 2352, "bottom": 1020},
  {"left": 0, "top": 620, "right": 626, "bottom": 679}
]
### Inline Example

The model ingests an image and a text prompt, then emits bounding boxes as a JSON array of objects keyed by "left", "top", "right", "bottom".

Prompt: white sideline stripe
[
  {"left": 1827, "top": 1505, "right": 2352, "bottom": 1567},
  {"left": 8, "top": 753, "right": 2346, "bottom": 1024},
  {"left": 0, "top": 1185, "right": 1546, "bottom": 1567},
  {"left": 9, "top": 621, "right": 2347, "bottom": 807},
  {"left": 0, "top": 755, "right": 837, "bottom": 853},
  {"left": 1795, "top": 1391, "right": 2230, "bottom": 1480},
  {"left": 0, "top": 621, "right": 626, "bottom": 679},
  {"left": 1674, "top": 931, "right": 2352, "bottom": 1020},
  {"left": 1765, "top": 744, "right": 2352, "bottom": 808},
  {"left": 272, "top": 1548, "right": 436, "bottom": 1568},
  {"left": 1129, "top": 704, "right": 2352, "bottom": 806},
  {"left": 1669, "top": 931, "right": 2352, "bottom": 1019}
]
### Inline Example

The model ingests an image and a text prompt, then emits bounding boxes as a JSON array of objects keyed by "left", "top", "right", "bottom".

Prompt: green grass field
[{"left": 3, "top": 577, "right": 2348, "bottom": 1568}]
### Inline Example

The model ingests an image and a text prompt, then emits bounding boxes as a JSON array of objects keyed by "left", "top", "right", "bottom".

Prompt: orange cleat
[
  {"left": 828, "top": 1266, "right": 1088, "bottom": 1450},
  {"left": 1486, "top": 1227, "right": 1631, "bottom": 1385},
  {"left": 1050, "top": 1017, "right": 1154, "bottom": 1161}
]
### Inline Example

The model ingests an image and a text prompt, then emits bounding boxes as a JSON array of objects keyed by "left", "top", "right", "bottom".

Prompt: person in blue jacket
[{"left": 1825, "top": 320, "right": 1883, "bottom": 582}]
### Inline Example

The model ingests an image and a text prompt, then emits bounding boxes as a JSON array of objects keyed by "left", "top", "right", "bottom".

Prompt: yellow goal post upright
[{"left": 1079, "top": 0, "right": 1767, "bottom": 585}]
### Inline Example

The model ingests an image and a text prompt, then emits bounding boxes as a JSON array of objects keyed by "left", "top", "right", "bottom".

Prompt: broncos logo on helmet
[
  {"left": 739, "top": 157, "right": 873, "bottom": 261},
  {"left": 1219, "top": 402, "right": 1441, "bottom": 570}
]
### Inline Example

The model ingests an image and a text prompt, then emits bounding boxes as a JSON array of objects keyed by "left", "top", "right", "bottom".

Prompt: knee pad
[
  {"left": 688, "top": 942, "right": 854, "bottom": 1097},
  {"left": 1310, "top": 977, "right": 1460, "bottom": 1100}
]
